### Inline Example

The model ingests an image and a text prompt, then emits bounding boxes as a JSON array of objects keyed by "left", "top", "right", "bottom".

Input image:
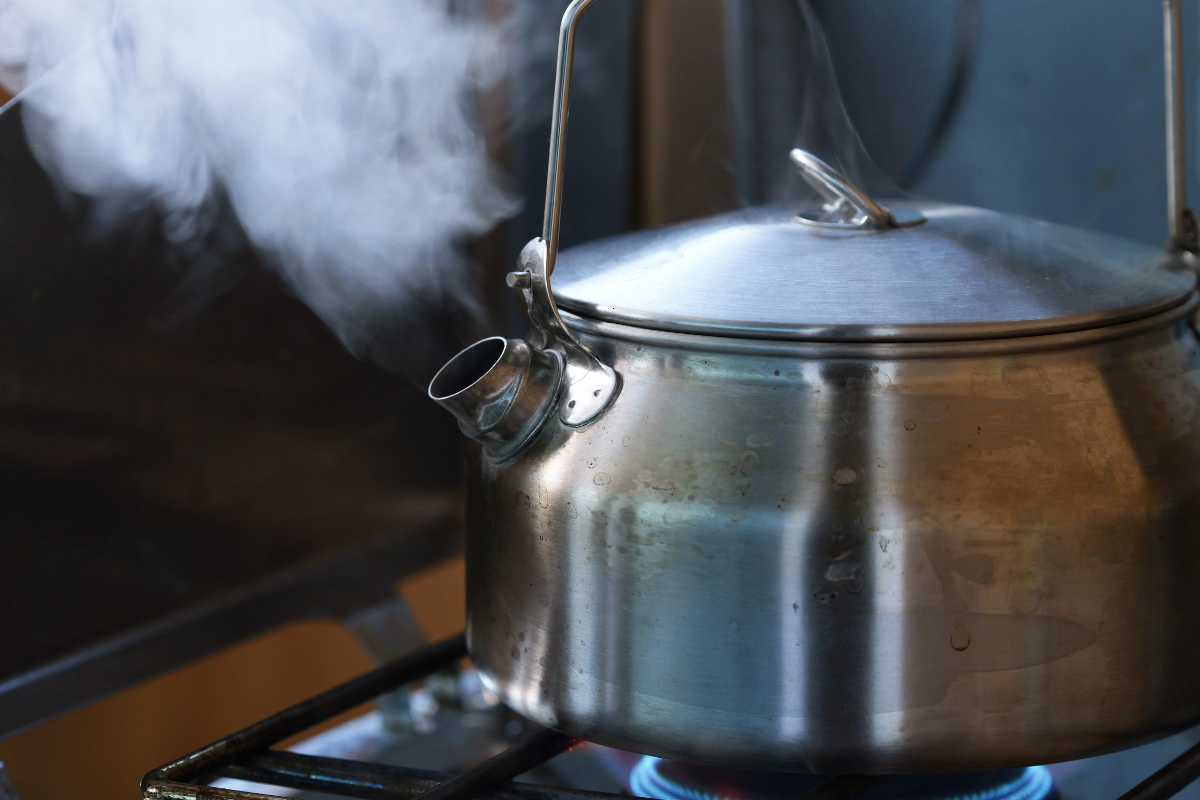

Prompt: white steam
[{"left": 0, "top": 0, "right": 518, "bottom": 359}]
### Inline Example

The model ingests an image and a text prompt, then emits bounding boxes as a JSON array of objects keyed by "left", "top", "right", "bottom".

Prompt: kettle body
[{"left": 461, "top": 300, "right": 1200, "bottom": 772}]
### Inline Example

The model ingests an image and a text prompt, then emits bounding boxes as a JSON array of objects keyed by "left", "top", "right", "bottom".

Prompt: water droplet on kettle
[
  {"left": 951, "top": 624, "right": 971, "bottom": 651},
  {"left": 832, "top": 467, "right": 858, "bottom": 486}
]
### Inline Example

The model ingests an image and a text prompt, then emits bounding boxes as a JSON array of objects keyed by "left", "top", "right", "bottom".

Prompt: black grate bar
[
  {"left": 142, "top": 780, "right": 281, "bottom": 800},
  {"left": 418, "top": 728, "right": 580, "bottom": 800},
  {"left": 1119, "top": 740, "right": 1200, "bottom": 800},
  {"left": 220, "top": 751, "right": 632, "bottom": 800},
  {"left": 220, "top": 752, "right": 406, "bottom": 800},
  {"left": 143, "top": 634, "right": 466, "bottom": 790}
]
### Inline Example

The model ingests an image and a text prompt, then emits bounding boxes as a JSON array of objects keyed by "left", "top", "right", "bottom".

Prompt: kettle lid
[{"left": 551, "top": 202, "right": 1195, "bottom": 342}]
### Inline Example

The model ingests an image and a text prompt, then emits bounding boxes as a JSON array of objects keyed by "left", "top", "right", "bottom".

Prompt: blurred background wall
[{"left": 0, "top": 561, "right": 465, "bottom": 800}]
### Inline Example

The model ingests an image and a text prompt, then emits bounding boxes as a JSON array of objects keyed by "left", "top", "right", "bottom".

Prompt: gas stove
[{"left": 140, "top": 636, "right": 1200, "bottom": 800}]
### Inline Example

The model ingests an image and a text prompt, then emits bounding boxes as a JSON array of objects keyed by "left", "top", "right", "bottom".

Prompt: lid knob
[{"left": 790, "top": 148, "right": 925, "bottom": 231}]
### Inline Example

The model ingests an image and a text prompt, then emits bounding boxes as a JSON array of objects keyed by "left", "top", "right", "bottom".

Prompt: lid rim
[
  {"left": 560, "top": 295, "right": 1198, "bottom": 358},
  {"left": 555, "top": 291, "right": 1194, "bottom": 343},
  {"left": 550, "top": 202, "right": 1196, "bottom": 343}
]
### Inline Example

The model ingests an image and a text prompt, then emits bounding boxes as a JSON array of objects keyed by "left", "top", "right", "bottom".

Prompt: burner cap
[{"left": 627, "top": 756, "right": 1055, "bottom": 800}]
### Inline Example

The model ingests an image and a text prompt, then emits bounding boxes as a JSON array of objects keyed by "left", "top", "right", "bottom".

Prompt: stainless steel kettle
[{"left": 429, "top": 0, "right": 1200, "bottom": 773}]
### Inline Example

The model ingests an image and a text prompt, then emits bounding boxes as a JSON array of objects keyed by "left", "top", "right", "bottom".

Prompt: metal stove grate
[{"left": 140, "top": 635, "right": 1200, "bottom": 800}]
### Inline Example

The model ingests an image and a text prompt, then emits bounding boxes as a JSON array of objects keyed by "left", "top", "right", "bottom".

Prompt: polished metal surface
[
  {"left": 1164, "top": 0, "right": 1198, "bottom": 252},
  {"left": 430, "top": 337, "right": 564, "bottom": 461},
  {"left": 552, "top": 203, "right": 1193, "bottom": 341},
  {"left": 468, "top": 303, "right": 1200, "bottom": 771},
  {"left": 505, "top": 240, "right": 620, "bottom": 428},
  {"left": 542, "top": 0, "right": 597, "bottom": 273}
]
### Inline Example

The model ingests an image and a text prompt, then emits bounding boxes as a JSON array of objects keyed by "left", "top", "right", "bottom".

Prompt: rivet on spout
[{"left": 506, "top": 270, "right": 533, "bottom": 290}]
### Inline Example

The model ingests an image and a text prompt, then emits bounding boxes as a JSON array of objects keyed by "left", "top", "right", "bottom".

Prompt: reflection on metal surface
[
  {"left": 549, "top": 201, "right": 1195, "bottom": 343},
  {"left": 507, "top": 240, "right": 620, "bottom": 429},
  {"left": 468, "top": 308, "right": 1200, "bottom": 770},
  {"left": 430, "top": 337, "right": 565, "bottom": 461},
  {"left": 551, "top": 204, "right": 1193, "bottom": 342}
]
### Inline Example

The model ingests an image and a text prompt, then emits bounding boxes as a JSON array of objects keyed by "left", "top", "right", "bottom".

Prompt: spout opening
[{"left": 429, "top": 337, "right": 508, "bottom": 402}]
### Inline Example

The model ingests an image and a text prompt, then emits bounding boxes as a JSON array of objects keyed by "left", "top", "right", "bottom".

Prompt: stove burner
[{"left": 627, "top": 756, "right": 1055, "bottom": 800}]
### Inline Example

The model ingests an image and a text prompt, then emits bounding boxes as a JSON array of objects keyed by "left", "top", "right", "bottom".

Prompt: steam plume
[
  {"left": 785, "top": 0, "right": 899, "bottom": 214},
  {"left": 0, "top": 0, "right": 518, "bottom": 363}
]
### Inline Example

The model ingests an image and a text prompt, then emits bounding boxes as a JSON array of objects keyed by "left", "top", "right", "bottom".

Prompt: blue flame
[{"left": 627, "top": 756, "right": 1054, "bottom": 800}]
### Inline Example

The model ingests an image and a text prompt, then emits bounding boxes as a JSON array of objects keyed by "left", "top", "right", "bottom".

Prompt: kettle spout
[{"left": 428, "top": 337, "right": 563, "bottom": 460}]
